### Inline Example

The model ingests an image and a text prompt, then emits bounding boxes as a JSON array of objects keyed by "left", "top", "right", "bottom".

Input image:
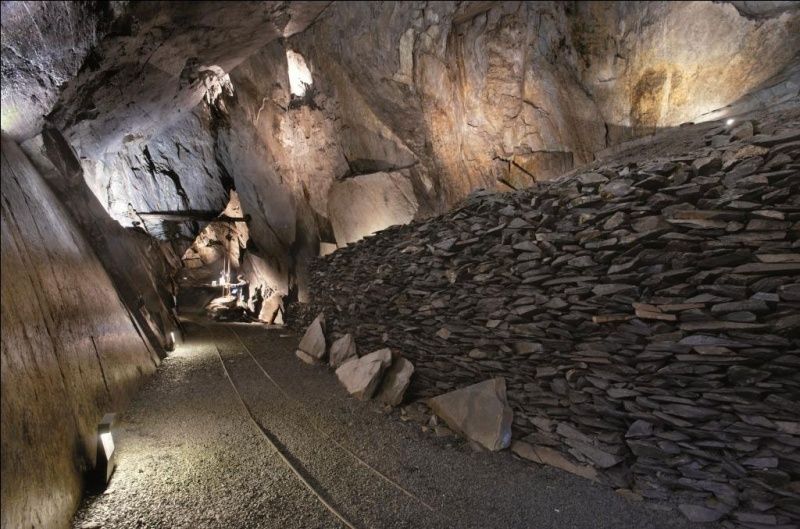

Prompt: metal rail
[
  {"left": 213, "top": 342, "right": 359, "bottom": 529},
  {"left": 225, "top": 326, "right": 436, "bottom": 513}
]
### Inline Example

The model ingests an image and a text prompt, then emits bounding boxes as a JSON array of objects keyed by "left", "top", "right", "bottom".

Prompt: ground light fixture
[
  {"left": 167, "top": 330, "right": 176, "bottom": 352},
  {"left": 95, "top": 413, "right": 117, "bottom": 488},
  {"left": 726, "top": 118, "right": 735, "bottom": 126}
]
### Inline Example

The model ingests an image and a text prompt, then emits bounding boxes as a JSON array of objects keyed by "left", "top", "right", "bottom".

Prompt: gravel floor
[{"left": 72, "top": 320, "right": 720, "bottom": 529}]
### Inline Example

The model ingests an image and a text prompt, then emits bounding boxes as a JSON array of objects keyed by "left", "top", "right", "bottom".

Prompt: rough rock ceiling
[{"left": 1, "top": 1, "right": 328, "bottom": 151}]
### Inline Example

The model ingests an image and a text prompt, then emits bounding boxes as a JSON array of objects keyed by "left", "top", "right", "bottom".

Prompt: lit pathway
[{"left": 72, "top": 321, "right": 717, "bottom": 529}]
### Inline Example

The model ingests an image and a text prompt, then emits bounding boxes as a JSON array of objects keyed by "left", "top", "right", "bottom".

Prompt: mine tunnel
[{"left": 1, "top": 2, "right": 799, "bottom": 529}]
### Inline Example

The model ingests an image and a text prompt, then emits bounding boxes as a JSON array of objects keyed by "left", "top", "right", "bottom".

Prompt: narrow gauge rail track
[{"left": 205, "top": 322, "right": 437, "bottom": 529}]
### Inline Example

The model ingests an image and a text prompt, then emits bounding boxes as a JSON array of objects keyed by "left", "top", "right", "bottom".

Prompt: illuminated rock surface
[
  {"left": 1, "top": 2, "right": 799, "bottom": 528},
  {"left": 1, "top": 136, "right": 157, "bottom": 529}
]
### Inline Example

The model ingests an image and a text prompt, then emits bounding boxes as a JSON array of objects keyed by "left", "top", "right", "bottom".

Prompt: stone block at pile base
[
  {"left": 377, "top": 357, "right": 414, "bottom": 406},
  {"left": 329, "top": 333, "right": 357, "bottom": 368},
  {"left": 511, "top": 441, "right": 598, "bottom": 482},
  {"left": 428, "top": 378, "right": 513, "bottom": 451},
  {"left": 296, "top": 313, "right": 326, "bottom": 363},
  {"left": 335, "top": 348, "right": 392, "bottom": 400},
  {"left": 295, "top": 349, "right": 318, "bottom": 364}
]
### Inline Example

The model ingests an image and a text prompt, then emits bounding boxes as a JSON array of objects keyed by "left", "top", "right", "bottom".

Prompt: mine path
[
  {"left": 72, "top": 319, "right": 713, "bottom": 529},
  {"left": 213, "top": 322, "right": 437, "bottom": 529}
]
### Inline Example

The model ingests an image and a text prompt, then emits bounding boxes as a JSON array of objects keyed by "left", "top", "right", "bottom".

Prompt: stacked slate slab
[{"left": 302, "top": 119, "right": 800, "bottom": 527}]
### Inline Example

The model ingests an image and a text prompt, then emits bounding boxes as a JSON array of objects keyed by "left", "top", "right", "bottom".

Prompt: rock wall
[
  {"left": 6, "top": 1, "right": 796, "bottom": 313},
  {"left": 0, "top": 1, "right": 117, "bottom": 141},
  {"left": 1, "top": 136, "right": 159, "bottom": 529},
  {"left": 296, "top": 1, "right": 800, "bottom": 210},
  {"left": 303, "top": 109, "right": 800, "bottom": 527},
  {"left": 328, "top": 170, "right": 420, "bottom": 246}
]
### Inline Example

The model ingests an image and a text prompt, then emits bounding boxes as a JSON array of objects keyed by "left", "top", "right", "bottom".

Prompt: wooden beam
[{"left": 136, "top": 211, "right": 250, "bottom": 223}]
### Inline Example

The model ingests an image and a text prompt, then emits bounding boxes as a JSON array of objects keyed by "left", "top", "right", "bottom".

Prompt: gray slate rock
[{"left": 429, "top": 378, "right": 513, "bottom": 451}]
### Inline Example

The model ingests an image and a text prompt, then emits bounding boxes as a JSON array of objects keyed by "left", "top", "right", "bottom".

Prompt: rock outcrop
[
  {"left": 298, "top": 1, "right": 800, "bottom": 211},
  {"left": 2, "top": 3, "right": 800, "bottom": 528},
  {"left": 6, "top": 2, "right": 797, "bottom": 314},
  {"left": 1, "top": 135, "right": 158, "bottom": 529},
  {"left": 303, "top": 108, "right": 800, "bottom": 526},
  {"left": 428, "top": 378, "right": 514, "bottom": 451}
]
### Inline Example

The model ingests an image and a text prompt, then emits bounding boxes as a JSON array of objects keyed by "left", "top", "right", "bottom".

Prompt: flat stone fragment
[
  {"left": 634, "top": 308, "right": 676, "bottom": 321},
  {"left": 335, "top": 348, "right": 393, "bottom": 400},
  {"left": 756, "top": 253, "right": 800, "bottom": 263},
  {"left": 578, "top": 172, "right": 608, "bottom": 185},
  {"left": 593, "top": 284, "right": 637, "bottom": 296},
  {"left": 329, "top": 333, "right": 357, "bottom": 368},
  {"left": 679, "top": 321, "right": 766, "bottom": 331},
  {"left": 429, "top": 378, "right": 513, "bottom": 451},
  {"left": 376, "top": 357, "right": 414, "bottom": 406},
  {"left": 751, "top": 129, "right": 800, "bottom": 146},
  {"left": 625, "top": 420, "right": 653, "bottom": 438},
  {"left": 678, "top": 504, "right": 727, "bottom": 523},
  {"left": 732, "top": 263, "right": 800, "bottom": 274},
  {"left": 592, "top": 314, "right": 634, "bottom": 324},
  {"left": 564, "top": 438, "right": 623, "bottom": 468},
  {"left": 511, "top": 441, "right": 598, "bottom": 481},
  {"left": 692, "top": 155, "right": 722, "bottom": 175}
]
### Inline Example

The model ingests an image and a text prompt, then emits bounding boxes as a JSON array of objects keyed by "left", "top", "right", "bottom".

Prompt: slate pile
[{"left": 304, "top": 119, "right": 800, "bottom": 527}]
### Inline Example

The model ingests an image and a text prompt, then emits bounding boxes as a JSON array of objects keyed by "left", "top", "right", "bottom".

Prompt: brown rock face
[
  {"left": 328, "top": 171, "right": 420, "bottom": 246},
  {"left": 1, "top": 136, "right": 157, "bottom": 529},
  {"left": 1, "top": 3, "right": 799, "bottom": 528}
]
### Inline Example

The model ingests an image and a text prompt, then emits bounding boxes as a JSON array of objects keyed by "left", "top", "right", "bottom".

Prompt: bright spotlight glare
[
  {"left": 726, "top": 118, "right": 735, "bottom": 126},
  {"left": 100, "top": 432, "right": 115, "bottom": 456},
  {"left": 287, "top": 50, "right": 313, "bottom": 97}
]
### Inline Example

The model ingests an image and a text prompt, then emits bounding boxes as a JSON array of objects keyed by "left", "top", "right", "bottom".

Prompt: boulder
[
  {"left": 319, "top": 242, "right": 338, "bottom": 257},
  {"left": 335, "top": 348, "right": 392, "bottom": 400},
  {"left": 376, "top": 357, "right": 414, "bottom": 406},
  {"left": 428, "top": 378, "right": 513, "bottom": 451},
  {"left": 295, "top": 313, "right": 326, "bottom": 364},
  {"left": 329, "top": 333, "right": 358, "bottom": 368},
  {"left": 327, "top": 171, "right": 419, "bottom": 247}
]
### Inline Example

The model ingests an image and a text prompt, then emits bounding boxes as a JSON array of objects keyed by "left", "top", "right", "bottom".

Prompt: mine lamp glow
[
  {"left": 95, "top": 413, "right": 117, "bottom": 488},
  {"left": 726, "top": 118, "right": 735, "bottom": 126}
]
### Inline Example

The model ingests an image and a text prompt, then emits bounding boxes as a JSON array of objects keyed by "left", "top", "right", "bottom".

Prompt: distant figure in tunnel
[
  {"left": 237, "top": 274, "right": 249, "bottom": 305},
  {"left": 251, "top": 286, "right": 264, "bottom": 319}
]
